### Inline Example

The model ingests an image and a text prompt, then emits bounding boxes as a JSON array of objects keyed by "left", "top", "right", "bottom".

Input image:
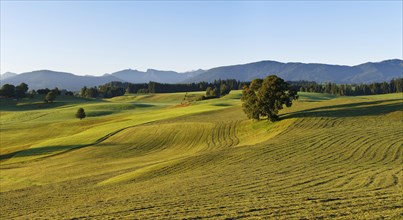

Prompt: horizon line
[{"left": 2, "top": 58, "right": 402, "bottom": 76}]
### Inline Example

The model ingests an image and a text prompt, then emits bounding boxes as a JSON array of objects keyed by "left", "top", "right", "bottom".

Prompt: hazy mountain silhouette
[
  {"left": 184, "top": 59, "right": 403, "bottom": 83},
  {"left": 1, "top": 70, "right": 125, "bottom": 91},
  {"left": 1, "top": 72, "right": 18, "bottom": 80},
  {"left": 109, "top": 69, "right": 205, "bottom": 84},
  {"left": 1, "top": 60, "right": 401, "bottom": 91}
]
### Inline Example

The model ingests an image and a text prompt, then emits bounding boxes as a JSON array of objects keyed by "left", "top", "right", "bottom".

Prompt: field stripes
[{"left": 0, "top": 92, "right": 402, "bottom": 219}]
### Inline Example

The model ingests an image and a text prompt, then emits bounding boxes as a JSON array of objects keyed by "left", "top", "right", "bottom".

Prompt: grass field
[{"left": 0, "top": 91, "right": 402, "bottom": 219}]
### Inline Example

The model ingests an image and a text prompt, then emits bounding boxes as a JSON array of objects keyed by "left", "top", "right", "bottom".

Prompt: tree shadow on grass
[
  {"left": 134, "top": 103, "right": 155, "bottom": 108},
  {"left": 0, "top": 97, "right": 107, "bottom": 112},
  {"left": 0, "top": 145, "right": 86, "bottom": 161},
  {"left": 0, "top": 101, "right": 67, "bottom": 111},
  {"left": 281, "top": 99, "right": 403, "bottom": 119},
  {"left": 212, "top": 103, "right": 233, "bottom": 106},
  {"left": 86, "top": 111, "right": 114, "bottom": 117},
  {"left": 298, "top": 93, "right": 338, "bottom": 102}
]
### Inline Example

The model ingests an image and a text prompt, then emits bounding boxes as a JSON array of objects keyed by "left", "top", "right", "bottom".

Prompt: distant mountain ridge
[
  {"left": 1, "top": 70, "right": 124, "bottom": 91},
  {"left": 1, "top": 59, "right": 401, "bottom": 91},
  {"left": 1, "top": 72, "right": 18, "bottom": 80},
  {"left": 108, "top": 68, "right": 205, "bottom": 84},
  {"left": 1, "top": 69, "right": 205, "bottom": 91},
  {"left": 183, "top": 59, "right": 403, "bottom": 83}
]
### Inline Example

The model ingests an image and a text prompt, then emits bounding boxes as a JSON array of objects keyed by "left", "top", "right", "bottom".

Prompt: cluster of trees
[
  {"left": 37, "top": 87, "right": 73, "bottom": 103},
  {"left": 134, "top": 79, "right": 242, "bottom": 94},
  {"left": 0, "top": 83, "right": 77, "bottom": 103},
  {"left": 145, "top": 79, "right": 242, "bottom": 94},
  {"left": 241, "top": 75, "right": 298, "bottom": 122},
  {"left": 81, "top": 87, "right": 99, "bottom": 98},
  {"left": 0, "top": 83, "right": 29, "bottom": 99},
  {"left": 80, "top": 85, "right": 126, "bottom": 98},
  {"left": 36, "top": 87, "right": 74, "bottom": 96},
  {"left": 292, "top": 78, "right": 403, "bottom": 96},
  {"left": 199, "top": 84, "right": 232, "bottom": 100},
  {"left": 79, "top": 79, "right": 245, "bottom": 98}
]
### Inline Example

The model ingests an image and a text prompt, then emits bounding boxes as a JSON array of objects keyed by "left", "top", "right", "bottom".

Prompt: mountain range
[
  {"left": 105, "top": 68, "right": 206, "bottom": 84},
  {"left": 1, "top": 59, "right": 402, "bottom": 91},
  {"left": 184, "top": 59, "right": 403, "bottom": 84}
]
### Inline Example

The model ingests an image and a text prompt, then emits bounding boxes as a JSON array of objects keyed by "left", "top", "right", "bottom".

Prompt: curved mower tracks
[
  {"left": 2, "top": 118, "right": 247, "bottom": 165},
  {"left": 1, "top": 120, "right": 163, "bottom": 164}
]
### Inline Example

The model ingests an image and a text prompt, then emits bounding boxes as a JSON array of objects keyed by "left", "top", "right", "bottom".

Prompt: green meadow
[{"left": 0, "top": 91, "right": 402, "bottom": 219}]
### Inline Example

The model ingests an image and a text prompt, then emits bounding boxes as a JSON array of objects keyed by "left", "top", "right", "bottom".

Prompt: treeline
[
  {"left": 0, "top": 83, "right": 74, "bottom": 102},
  {"left": 80, "top": 79, "right": 244, "bottom": 98},
  {"left": 289, "top": 78, "right": 403, "bottom": 96},
  {"left": 0, "top": 83, "right": 29, "bottom": 99},
  {"left": 3, "top": 78, "right": 400, "bottom": 100},
  {"left": 36, "top": 87, "right": 74, "bottom": 96},
  {"left": 199, "top": 84, "right": 232, "bottom": 100},
  {"left": 80, "top": 78, "right": 402, "bottom": 99}
]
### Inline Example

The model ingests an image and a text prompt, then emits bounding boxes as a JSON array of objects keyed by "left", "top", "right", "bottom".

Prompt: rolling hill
[{"left": 0, "top": 91, "right": 402, "bottom": 219}]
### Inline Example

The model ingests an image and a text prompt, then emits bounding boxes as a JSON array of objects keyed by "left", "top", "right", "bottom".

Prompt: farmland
[{"left": 0, "top": 91, "right": 402, "bottom": 219}]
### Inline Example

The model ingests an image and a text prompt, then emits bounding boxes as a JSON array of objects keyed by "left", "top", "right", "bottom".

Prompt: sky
[{"left": 1, "top": 1, "right": 402, "bottom": 76}]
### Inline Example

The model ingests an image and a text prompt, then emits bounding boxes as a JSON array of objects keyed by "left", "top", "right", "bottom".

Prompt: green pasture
[{"left": 0, "top": 91, "right": 402, "bottom": 219}]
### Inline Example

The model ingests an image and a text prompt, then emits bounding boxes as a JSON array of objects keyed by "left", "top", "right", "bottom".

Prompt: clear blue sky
[{"left": 1, "top": 1, "right": 402, "bottom": 76}]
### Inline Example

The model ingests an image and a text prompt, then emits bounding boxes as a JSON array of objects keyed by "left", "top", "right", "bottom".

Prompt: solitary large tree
[{"left": 241, "top": 75, "right": 297, "bottom": 122}]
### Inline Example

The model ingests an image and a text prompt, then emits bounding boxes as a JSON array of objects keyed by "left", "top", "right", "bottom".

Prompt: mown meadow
[{"left": 0, "top": 91, "right": 402, "bottom": 219}]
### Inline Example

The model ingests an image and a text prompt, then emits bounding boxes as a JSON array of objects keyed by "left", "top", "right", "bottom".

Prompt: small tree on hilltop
[
  {"left": 75, "top": 108, "right": 86, "bottom": 120},
  {"left": 241, "top": 75, "right": 298, "bottom": 122},
  {"left": 45, "top": 91, "right": 56, "bottom": 103}
]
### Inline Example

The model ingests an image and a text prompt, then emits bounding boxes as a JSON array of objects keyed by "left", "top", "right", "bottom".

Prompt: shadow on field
[
  {"left": 86, "top": 111, "right": 114, "bottom": 117},
  {"left": 0, "top": 97, "right": 106, "bottom": 111},
  {"left": 212, "top": 103, "right": 233, "bottom": 106},
  {"left": 281, "top": 99, "right": 403, "bottom": 119},
  {"left": 134, "top": 103, "right": 155, "bottom": 108},
  {"left": 0, "top": 145, "right": 84, "bottom": 161},
  {"left": 298, "top": 94, "right": 337, "bottom": 102}
]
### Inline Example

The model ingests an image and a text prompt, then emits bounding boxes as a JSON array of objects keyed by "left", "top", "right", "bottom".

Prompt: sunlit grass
[{"left": 1, "top": 91, "right": 402, "bottom": 219}]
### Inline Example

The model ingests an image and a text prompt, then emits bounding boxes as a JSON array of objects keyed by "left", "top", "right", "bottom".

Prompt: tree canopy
[
  {"left": 0, "top": 84, "right": 16, "bottom": 98},
  {"left": 45, "top": 91, "right": 56, "bottom": 103},
  {"left": 75, "top": 108, "right": 86, "bottom": 120},
  {"left": 15, "top": 83, "right": 29, "bottom": 99},
  {"left": 241, "top": 75, "right": 298, "bottom": 122}
]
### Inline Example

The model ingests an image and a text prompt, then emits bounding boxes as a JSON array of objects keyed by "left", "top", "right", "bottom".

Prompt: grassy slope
[{"left": 0, "top": 91, "right": 402, "bottom": 219}]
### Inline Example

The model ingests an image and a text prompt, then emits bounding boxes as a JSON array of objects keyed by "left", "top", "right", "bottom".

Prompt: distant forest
[
  {"left": 1, "top": 77, "right": 402, "bottom": 100},
  {"left": 291, "top": 78, "right": 403, "bottom": 96},
  {"left": 79, "top": 78, "right": 403, "bottom": 99},
  {"left": 80, "top": 79, "right": 243, "bottom": 98}
]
